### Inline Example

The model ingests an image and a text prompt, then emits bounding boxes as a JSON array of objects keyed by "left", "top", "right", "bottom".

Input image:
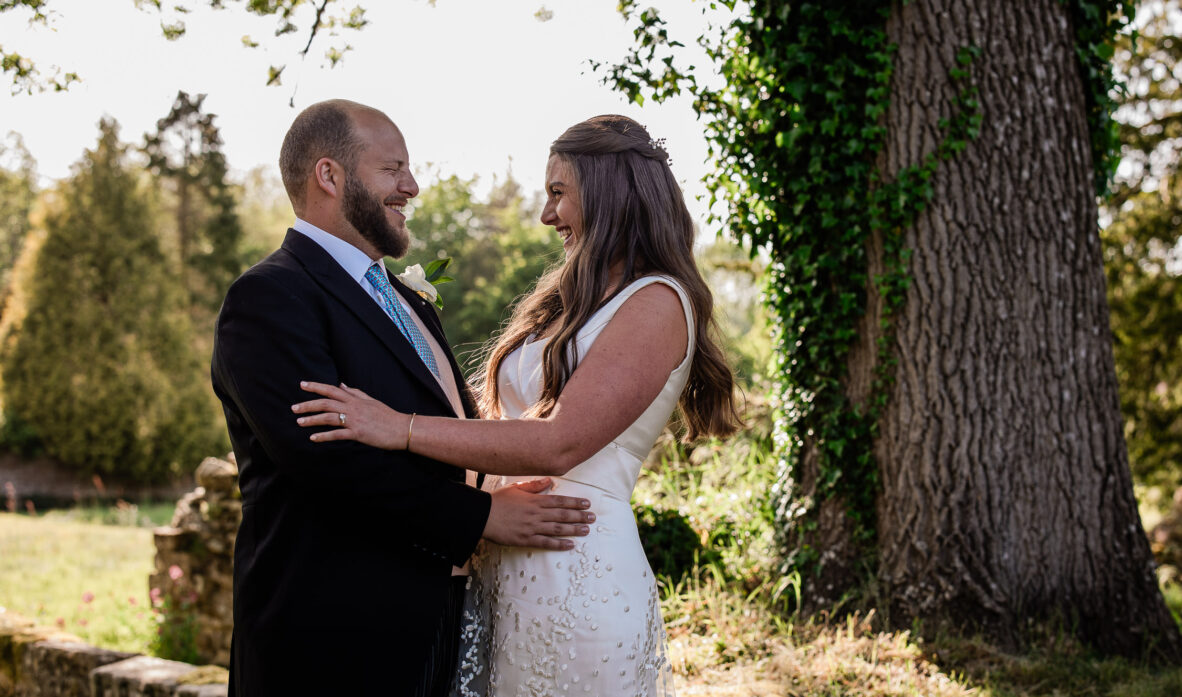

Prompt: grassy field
[
  {"left": 2, "top": 463, "right": 1182, "bottom": 694},
  {"left": 0, "top": 512, "right": 155, "bottom": 653}
]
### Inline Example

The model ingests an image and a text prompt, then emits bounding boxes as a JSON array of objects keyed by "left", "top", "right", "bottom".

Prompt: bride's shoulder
[
  {"left": 613, "top": 276, "right": 690, "bottom": 327},
  {"left": 620, "top": 275, "right": 691, "bottom": 313},
  {"left": 619, "top": 274, "right": 687, "bottom": 299}
]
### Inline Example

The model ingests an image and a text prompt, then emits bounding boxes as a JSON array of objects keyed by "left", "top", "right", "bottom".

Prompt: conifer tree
[
  {"left": 0, "top": 118, "right": 223, "bottom": 480},
  {"left": 144, "top": 91, "right": 245, "bottom": 312}
]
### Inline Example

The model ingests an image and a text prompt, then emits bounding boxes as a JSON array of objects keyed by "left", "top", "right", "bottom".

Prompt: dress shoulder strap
[{"left": 576, "top": 275, "right": 696, "bottom": 368}]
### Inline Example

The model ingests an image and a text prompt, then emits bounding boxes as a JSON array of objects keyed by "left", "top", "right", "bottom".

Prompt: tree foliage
[
  {"left": 0, "top": 0, "right": 80, "bottom": 94},
  {"left": 400, "top": 172, "right": 560, "bottom": 374},
  {"left": 593, "top": 1, "right": 1182, "bottom": 657},
  {"left": 2, "top": 0, "right": 367, "bottom": 93},
  {"left": 235, "top": 164, "right": 294, "bottom": 262},
  {"left": 0, "top": 118, "right": 224, "bottom": 480},
  {"left": 0, "top": 132, "right": 37, "bottom": 303},
  {"left": 144, "top": 90, "right": 245, "bottom": 312},
  {"left": 599, "top": 0, "right": 995, "bottom": 568},
  {"left": 600, "top": 0, "right": 1137, "bottom": 573},
  {"left": 1105, "top": 1, "right": 1182, "bottom": 493}
]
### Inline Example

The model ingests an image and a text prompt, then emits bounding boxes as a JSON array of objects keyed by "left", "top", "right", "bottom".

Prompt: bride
[{"left": 293, "top": 114, "right": 739, "bottom": 695}]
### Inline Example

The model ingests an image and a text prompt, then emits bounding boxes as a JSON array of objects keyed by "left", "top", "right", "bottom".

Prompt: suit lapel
[
  {"left": 387, "top": 266, "right": 480, "bottom": 419},
  {"left": 281, "top": 231, "right": 454, "bottom": 414}
]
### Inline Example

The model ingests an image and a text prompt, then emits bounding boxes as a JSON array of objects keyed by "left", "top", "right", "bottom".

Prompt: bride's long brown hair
[{"left": 476, "top": 115, "right": 739, "bottom": 441}]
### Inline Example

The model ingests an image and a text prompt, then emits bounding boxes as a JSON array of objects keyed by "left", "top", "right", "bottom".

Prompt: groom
[{"left": 211, "top": 99, "right": 593, "bottom": 696}]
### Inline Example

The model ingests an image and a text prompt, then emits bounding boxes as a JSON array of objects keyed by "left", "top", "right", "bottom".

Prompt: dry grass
[
  {"left": 663, "top": 573, "right": 980, "bottom": 697},
  {"left": 666, "top": 592, "right": 1182, "bottom": 697},
  {"left": 658, "top": 563, "right": 1182, "bottom": 697}
]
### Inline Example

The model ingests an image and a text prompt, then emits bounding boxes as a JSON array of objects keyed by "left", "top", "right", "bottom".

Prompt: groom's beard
[{"left": 343, "top": 173, "right": 409, "bottom": 259}]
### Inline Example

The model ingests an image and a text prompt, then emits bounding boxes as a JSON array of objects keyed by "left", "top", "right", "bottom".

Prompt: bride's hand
[{"left": 292, "top": 381, "right": 410, "bottom": 450}]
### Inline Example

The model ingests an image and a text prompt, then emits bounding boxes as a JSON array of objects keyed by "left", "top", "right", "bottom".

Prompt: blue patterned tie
[{"left": 365, "top": 263, "right": 441, "bottom": 379}]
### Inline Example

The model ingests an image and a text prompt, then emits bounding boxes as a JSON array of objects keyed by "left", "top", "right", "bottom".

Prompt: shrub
[{"left": 635, "top": 504, "right": 718, "bottom": 582}]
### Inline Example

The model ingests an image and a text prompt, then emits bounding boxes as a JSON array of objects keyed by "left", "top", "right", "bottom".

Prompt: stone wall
[
  {"left": 0, "top": 611, "right": 226, "bottom": 697},
  {"left": 150, "top": 457, "right": 240, "bottom": 668}
]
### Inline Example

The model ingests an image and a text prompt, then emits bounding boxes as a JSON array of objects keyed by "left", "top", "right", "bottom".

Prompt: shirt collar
[{"left": 291, "top": 218, "right": 383, "bottom": 284}]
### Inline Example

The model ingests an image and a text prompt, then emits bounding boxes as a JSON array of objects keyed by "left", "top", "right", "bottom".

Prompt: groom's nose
[{"left": 400, "top": 171, "right": 420, "bottom": 199}]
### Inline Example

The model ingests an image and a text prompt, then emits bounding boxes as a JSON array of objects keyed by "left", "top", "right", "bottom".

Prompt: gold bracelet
[{"left": 406, "top": 413, "right": 416, "bottom": 451}]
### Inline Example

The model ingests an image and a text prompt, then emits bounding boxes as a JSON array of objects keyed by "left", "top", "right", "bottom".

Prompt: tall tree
[
  {"left": 869, "top": 0, "right": 1176, "bottom": 656},
  {"left": 1104, "top": 1, "right": 1182, "bottom": 495},
  {"left": 0, "top": 118, "right": 223, "bottom": 480},
  {"left": 144, "top": 91, "right": 245, "bottom": 312},
  {"left": 604, "top": 0, "right": 1181, "bottom": 657},
  {"left": 0, "top": 133, "right": 37, "bottom": 303}
]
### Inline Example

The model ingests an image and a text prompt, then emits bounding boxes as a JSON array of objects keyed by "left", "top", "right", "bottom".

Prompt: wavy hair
[{"left": 477, "top": 115, "right": 740, "bottom": 441}]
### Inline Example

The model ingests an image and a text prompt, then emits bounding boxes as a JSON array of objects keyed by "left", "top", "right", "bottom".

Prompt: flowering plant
[
  {"left": 149, "top": 565, "right": 199, "bottom": 663},
  {"left": 397, "top": 257, "right": 454, "bottom": 309}
]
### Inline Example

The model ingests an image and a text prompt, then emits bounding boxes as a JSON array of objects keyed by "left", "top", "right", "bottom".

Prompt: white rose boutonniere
[{"left": 397, "top": 257, "right": 454, "bottom": 310}]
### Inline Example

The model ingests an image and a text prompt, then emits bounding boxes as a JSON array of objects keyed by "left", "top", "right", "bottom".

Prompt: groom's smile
[
  {"left": 384, "top": 198, "right": 407, "bottom": 219},
  {"left": 339, "top": 110, "right": 420, "bottom": 260}
]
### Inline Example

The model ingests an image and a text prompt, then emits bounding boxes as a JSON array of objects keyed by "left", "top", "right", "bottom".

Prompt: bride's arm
[{"left": 293, "top": 283, "right": 689, "bottom": 476}]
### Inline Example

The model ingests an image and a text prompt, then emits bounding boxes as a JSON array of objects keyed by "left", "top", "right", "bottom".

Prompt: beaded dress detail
[{"left": 452, "top": 276, "right": 690, "bottom": 697}]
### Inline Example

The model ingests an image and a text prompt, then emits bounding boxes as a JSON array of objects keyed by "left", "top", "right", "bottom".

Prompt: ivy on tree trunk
[{"left": 600, "top": 0, "right": 1182, "bottom": 658}]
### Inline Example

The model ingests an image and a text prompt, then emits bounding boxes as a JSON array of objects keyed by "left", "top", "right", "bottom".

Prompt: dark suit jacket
[{"left": 211, "top": 230, "right": 491, "bottom": 696}]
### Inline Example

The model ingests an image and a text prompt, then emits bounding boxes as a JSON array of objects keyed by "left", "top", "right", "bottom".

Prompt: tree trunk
[{"left": 865, "top": 0, "right": 1182, "bottom": 656}]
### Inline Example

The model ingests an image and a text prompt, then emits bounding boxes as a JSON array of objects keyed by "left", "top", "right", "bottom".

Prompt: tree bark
[{"left": 865, "top": 0, "right": 1182, "bottom": 657}]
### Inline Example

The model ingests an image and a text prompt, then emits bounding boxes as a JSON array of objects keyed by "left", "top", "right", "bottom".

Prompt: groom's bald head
[{"left": 279, "top": 99, "right": 394, "bottom": 212}]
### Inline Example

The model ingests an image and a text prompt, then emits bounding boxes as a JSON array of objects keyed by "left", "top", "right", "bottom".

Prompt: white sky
[{"left": 0, "top": 0, "right": 731, "bottom": 226}]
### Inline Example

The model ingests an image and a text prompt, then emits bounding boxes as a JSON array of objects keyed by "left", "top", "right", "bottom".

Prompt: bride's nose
[{"left": 540, "top": 201, "right": 558, "bottom": 226}]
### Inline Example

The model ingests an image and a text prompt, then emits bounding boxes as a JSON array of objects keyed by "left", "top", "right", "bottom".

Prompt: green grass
[
  {"left": 0, "top": 512, "right": 155, "bottom": 654},
  {"left": 1163, "top": 577, "right": 1182, "bottom": 630},
  {"left": 37, "top": 500, "right": 177, "bottom": 528}
]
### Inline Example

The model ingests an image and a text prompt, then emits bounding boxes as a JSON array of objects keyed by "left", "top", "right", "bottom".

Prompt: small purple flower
[{"left": 81, "top": 592, "right": 94, "bottom": 604}]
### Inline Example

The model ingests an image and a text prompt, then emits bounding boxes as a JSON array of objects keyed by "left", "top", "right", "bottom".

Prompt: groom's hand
[{"left": 483, "top": 478, "right": 595, "bottom": 550}]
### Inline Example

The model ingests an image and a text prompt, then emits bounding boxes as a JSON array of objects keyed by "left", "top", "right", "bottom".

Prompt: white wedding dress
[{"left": 452, "top": 275, "right": 690, "bottom": 697}]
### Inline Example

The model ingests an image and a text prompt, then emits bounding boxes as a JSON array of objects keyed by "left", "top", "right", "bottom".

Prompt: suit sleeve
[{"left": 212, "top": 269, "right": 490, "bottom": 566}]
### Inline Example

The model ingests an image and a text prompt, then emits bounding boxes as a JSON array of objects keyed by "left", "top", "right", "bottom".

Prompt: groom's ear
[{"left": 313, "top": 157, "right": 343, "bottom": 199}]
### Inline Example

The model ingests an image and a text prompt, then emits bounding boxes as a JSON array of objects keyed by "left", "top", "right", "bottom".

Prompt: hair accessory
[{"left": 648, "top": 136, "right": 672, "bottom": 165}]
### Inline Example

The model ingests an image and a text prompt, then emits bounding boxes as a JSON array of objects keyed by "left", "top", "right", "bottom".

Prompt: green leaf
[{"left": 424, "top": 257, "right": 452, "bottom": 281}]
